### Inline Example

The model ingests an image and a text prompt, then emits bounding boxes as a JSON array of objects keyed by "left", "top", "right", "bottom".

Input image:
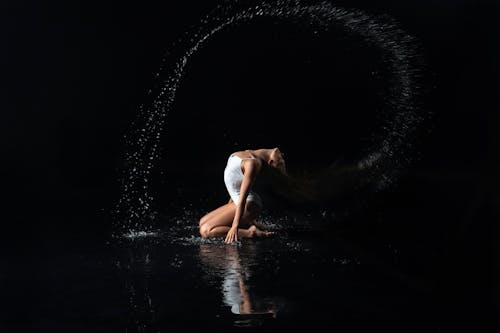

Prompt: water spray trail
[{"left": 113, "top": 0, "right": 428, "bottom": 235}]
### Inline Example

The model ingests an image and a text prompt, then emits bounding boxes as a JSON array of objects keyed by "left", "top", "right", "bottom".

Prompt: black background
[{"left": 2, "top": 0, "right": 498, "bottom": 330}]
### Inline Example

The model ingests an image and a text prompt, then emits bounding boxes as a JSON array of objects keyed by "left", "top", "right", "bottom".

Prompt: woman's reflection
[{"left": 198, "top": 243, "right": 280, "bottom": 320}]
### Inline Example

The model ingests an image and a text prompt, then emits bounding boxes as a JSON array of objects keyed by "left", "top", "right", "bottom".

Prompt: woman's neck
[{"left": 250, "top": 149, "right": 272, "bottom": 162}]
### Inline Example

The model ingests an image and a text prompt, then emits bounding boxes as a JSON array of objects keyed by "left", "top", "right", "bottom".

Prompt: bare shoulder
[
  {"left": 233, "top": 149, "right": 253, "bottom": 158},
  {"left": 241, "top": 157, "right": 262, "bottom": 175}
]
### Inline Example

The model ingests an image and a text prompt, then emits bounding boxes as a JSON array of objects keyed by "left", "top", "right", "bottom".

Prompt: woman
[
  {"left": 199, "top": 147, "right": 378, "bottom": 243},
  {"left": 199, "top": 148, "right": 286, "bottom": 243}
]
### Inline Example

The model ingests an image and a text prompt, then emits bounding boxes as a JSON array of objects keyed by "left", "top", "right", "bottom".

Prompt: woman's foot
[
  {"left": 248, "top": 225, "right": 274, "bottom": 238},
  {"left": 252, "top": 220, "right": 269, "bottom": 231}
]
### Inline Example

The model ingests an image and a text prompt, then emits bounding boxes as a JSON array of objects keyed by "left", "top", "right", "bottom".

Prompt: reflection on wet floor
[
  {"left": 102, "top": 206, "right": 436, "bottom": 331},
  {"left": 107, "top": 208, "right": 370, "bottom": 331},
  {"left": 199, "top": 243, "right": 280, "bottom": 327},
  {"left": 3, "top": 169, "right": 489, "bottom": 332},
  {"left": 3, "top": 206, "right": 446, "bottom": 332}
]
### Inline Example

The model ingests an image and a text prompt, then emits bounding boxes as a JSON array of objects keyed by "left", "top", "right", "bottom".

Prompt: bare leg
[
  {"left": 199, "top": 203, "right": 236, "bottom": 237},
  {"left": 250, "top": 225, "right": 275, "bottom": 238},
  {"left": 199, "top": 201, "right": 264, "bottom": 238},
  {"left": 203, "top": 225, "right": 255, "bottom": 238},
  {"left": 199, "top": 202, "right": 233, "bottom": 227},
  {"left": 203, "top": 225, "right": 274, "bottom": 239}
]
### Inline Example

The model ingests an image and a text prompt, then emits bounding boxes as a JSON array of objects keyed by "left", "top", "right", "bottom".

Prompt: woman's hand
[{"left": 225, "top": 226, "right": 238, "bottom": 243}]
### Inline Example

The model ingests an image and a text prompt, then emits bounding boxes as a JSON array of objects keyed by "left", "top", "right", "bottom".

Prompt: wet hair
[{"left": 257, "top": 159, "right": 376, "bottom": 211}]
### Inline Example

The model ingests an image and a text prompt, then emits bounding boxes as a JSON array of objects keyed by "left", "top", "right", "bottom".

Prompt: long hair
[{"left": 257, "top": 158, "right": 378, "bottom": 211}]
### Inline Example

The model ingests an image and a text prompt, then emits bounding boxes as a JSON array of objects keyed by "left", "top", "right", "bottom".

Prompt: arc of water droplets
[{"left": 114, "top": 0, "right": 426, "bottom": 235}]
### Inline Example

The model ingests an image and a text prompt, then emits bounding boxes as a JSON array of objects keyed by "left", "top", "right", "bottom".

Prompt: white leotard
[{"left": 223, "top": 153, "right": 263, "bottom": 208}]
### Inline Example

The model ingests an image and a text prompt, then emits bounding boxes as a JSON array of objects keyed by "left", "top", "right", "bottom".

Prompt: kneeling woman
[{"left": 199, "top": 148, "right": 286, "bottom": 243}]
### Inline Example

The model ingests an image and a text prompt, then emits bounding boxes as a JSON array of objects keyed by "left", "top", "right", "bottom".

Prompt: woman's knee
[
  {"left": 199, "top": 223, "right": 211, "bottom": 238},
  {"left": 199, "top": 215, "right": 209, "bottom": 227},
  {"left": 200, "top": 211, "right": 215, "bottom": 227}
]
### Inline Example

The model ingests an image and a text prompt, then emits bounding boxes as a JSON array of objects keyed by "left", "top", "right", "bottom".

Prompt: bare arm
[{"left": 224, "top": 159, "right": 258, "bottom": 243}]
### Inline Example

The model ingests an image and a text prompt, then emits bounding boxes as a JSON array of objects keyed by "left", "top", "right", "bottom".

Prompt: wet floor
[
  {"left": 2, "top": 172, "right": 492, "bottom": 332},
  {"left": 1, "top": 214, "right": 438, "bottom": 332}
]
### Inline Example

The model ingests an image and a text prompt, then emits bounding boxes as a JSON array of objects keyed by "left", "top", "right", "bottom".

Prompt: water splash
[
  {"left": 113, "top": 0, "right": 428, "bottom": 234},
  {"left": 123, "top": 231, "right": 160, "bottom": 239}
]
